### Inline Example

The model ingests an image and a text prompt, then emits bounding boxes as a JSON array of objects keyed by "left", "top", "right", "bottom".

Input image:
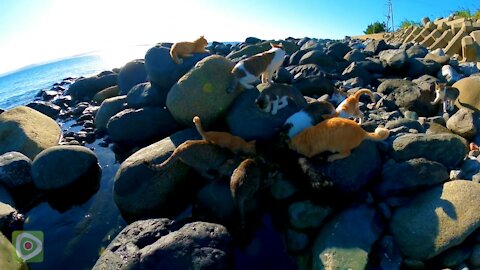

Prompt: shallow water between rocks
[
  {"left": 21, "top": 119, "right": 297, "bottom": 269},
  {"left": 23, "top": 121, "right": 126, "bottom": 270}
]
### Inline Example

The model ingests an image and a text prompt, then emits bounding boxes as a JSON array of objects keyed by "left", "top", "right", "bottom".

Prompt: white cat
[{"left": 283, "top": 99, "right": 337, "bottom": 138}]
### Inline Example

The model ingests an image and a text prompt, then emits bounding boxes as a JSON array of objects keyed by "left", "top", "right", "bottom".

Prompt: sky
[{"left": 0, "top": 0, "right": 479, "bottom": 75}]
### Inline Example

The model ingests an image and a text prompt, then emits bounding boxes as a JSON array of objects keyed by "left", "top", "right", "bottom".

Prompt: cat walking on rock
[
  {"left": 288, "top": 117, "right": 389, "bottom": 162},
  {"left": 335, "top": 88, "right": 376, "bottom": 124},
  {"left": 431, "top": 82, "right": 459, "bottom": 113},
  {"left": 229, "top": 43, "right": 286, "bottom": 91}
]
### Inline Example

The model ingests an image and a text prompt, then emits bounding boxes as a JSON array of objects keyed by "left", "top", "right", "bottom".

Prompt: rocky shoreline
[{"left": 2, "top": 32, "right": 480, "bottom": 269}]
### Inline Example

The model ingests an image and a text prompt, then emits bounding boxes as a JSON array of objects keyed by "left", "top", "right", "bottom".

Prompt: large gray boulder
[
  {"left": 166, "top": 55, "right": 240, "bottom": 128},
  {"left": 95, "top": 96, "right": 127, "bottom": 132},
  {"left": 312, "top": 205, "right": 383, "bottom": 270},
  {"left": 0, "top": 152, "right": 32, "bottom": 189},
  {"left": 31, "top": 145, "right": 98, "bottom": 190},
  {"left": 144, "top": 45, "right": 210, "bottom": 92},
  {"left": 391, "top": 180, "right": 480, "bottom": 260},
  {"left": 67, "top": 73, "right": 118, "bottom": 101},
  {"left": 379, "top": 49, "right": 408, "bottom": 69},
  {"left": 126, "top": 82, "right": 168, "bottom": 109},
  {"left": 227, "top": 85, "right": 306, "bottom": 140},
  {"left": 0, "top": 106, "right": 61, "bottom": 159},
  {"left": 113, "top": 128, "right": 200, "bottom": 219},
  {"left": 26, "top": 101, "right": 61, "bottom": 119},
  {"left": 390, "top": 133, "right": 468, "bottom": 168},
  {"left": 376, "top": 158, "right": 449, "bottom": 197},
  {"left": 446, "top": 108, "right": 479, "bottom": 139},
  {"left": 93, "top": 219, "right": 232, "bottom": 270},
  {"left": 117, "top": 59, "right": 147, "bottom": 95},
  {"left": 299, "top": 50, "right": 336, "bottom": 71},
  {"left": 106, "top": 107, "right": 179, "bottom": 143}
]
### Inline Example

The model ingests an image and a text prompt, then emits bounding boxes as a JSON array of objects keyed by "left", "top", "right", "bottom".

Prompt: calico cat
[
  {"left": 431, "top": 82, "right": 459, "bottom": 113},
  {"left": 145, "top": 140, "right": 242, "bottom": 180},
  {"left": 288, "top": 117, "right": 390, "bottom": 162},
  {"left": 335, "top": 88, "right": 376, "bottom": 124},
  {"left": 193, "top": 116, "right": 256, "bottom": 155},
  {"left": 170, "top": 36, "right": 209, "bottom": 64},
  {"left": 229, "top": 43, "right": 286, "bottom": 91},
  {"left": 254, "top": 83, "right": 306, "bottom": 115},
  {"left": 283, "top": 100, "right": 337, "bottom": 138}
]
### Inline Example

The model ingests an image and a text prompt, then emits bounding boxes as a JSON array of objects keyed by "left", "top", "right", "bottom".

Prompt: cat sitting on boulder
[{"left": 170, "top": 36, "right": 209, "bottom": 64}]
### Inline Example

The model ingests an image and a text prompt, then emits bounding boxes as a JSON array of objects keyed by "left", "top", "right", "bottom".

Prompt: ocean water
[{"left": 0, "top": 45, "right": 152, "bottom": 109}]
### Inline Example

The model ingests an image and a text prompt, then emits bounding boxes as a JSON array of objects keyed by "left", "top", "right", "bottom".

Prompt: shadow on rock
[{"left": 45, "top": 164, "right": 101, "bottom": 212}]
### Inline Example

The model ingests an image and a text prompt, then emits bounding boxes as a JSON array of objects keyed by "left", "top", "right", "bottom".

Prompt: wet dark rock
[
  {"left": 376, "top": 158, "right": 449, "bottom": 198},
  {"left": 390, "top": 133, "right": 468, "bottom": 168},
  {"left": 31, "top": 145, "right": 99, "bottom": 190},
  {"left": 299, "top": 50, "right": 337, "bottom": 72},
  {"left": 312, "top": 205, "right": 383, "bottom": 270},
  {"left": 406, "top": 44, "right": 428, "bottom": 58},
  {"left": 126, "top": 82, "right": 167, "bottom": 109},
  {"left": 287, "top": 64, "right": 326, "bottom": 80},
  {"left": 106, "top": 107, "right": 180, "bottom": 144},
  {"left": 117, "top": 59, "right": 147, "bottom": 95},
  {"left": 93, "top": 219, "right": 233, "bottom": 270},
  {"left": 227, "top": 85, "right": 306, "bottom": 140},
  {"left": 144, "top": 45, "right": 210, "bottom": 92},
  {"left": 343, "top": 49, "right": 366, "bottom": 62},
  {"left": 342, "top": 62, "right": 372, "bottom": 85},
  {"left": 0, "top": 152, "right": 32, "bottom": 189},
  {"left": 67, "top": 73, "right": 118, "bottom": 101},
  {"left": 289, "top": 48, "right": 314, "bottom": 66},
  {"left": 364, "top": 39, "right": 391, "bottom": 55},
  {"left": 292, "top": 75, "right": 335, "bottom": 97},
  {"left": 26, "top": 101, "right": 61, "bottom": 119}
]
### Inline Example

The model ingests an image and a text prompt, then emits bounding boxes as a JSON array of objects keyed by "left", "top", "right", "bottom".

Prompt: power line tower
[{"left": 385, "top": 0, "right": 394, "bottom": 32}]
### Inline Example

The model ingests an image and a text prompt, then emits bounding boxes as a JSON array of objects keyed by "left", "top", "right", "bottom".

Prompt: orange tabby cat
[
  {"left": 170, "top": 36, "right": 209, "bottom": 64},
  {"left": 145, "top": 140, "right": 242, "bottom": 180},
  {"left": 335, "top": 88, "right": 375, "bottom": 124},
  {"left": 193, "top": 116, "right": 256, "bottom": 155},
  {"left": 288, "top": 117, "right": 389, "bottom": 162}
]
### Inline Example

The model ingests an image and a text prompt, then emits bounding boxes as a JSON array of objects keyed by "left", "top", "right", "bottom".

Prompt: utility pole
[{"left": 386, "top": 0, "right": 394, "bottom": 32}]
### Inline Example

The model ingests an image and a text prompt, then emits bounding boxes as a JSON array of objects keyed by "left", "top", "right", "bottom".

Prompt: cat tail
[
  {"left": 193, "top": 116, "right": 208, "bottom": 140},
  {"left": 365, "top": 127, "right": 390, "bottom": 141},
  {"left": 143, "top": 154, "right": 176, "bottom": 172},
  {"left": 170, "top": 48, "right": 183, "bottom": 64},
  {"left": 353, "top": 89, "right": 375, "bottom": 103}
]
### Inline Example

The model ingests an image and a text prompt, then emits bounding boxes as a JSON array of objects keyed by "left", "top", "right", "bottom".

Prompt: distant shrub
[
  {"left": 399, "top": 19, "right": 422, "bottom": 29},
  {"left": 453, "top": 8, "right": 473, "bottom": 18},
  {"left": 364, "top": 21, "right": 386, "bottom": 34}
]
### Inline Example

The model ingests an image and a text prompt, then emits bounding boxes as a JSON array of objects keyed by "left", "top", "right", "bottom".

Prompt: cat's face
[
  {"left": 198, "top": 36, "right": 208, "bottom": 46},
  {"left": 435, "top": 82, "right": 446, "bottom": 92},
  {"left": 255, "top": 94, "right": 271, "bottom": 111}
]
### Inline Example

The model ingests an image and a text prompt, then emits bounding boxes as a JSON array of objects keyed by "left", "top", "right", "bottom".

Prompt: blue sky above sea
[{"left": 0, "top": 0, "right": 479, "bottom": 75}]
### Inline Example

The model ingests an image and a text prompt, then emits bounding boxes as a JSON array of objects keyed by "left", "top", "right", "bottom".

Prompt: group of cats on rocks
[{"left": 148, "top": 36, "right": 460, "bottom": 229}]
